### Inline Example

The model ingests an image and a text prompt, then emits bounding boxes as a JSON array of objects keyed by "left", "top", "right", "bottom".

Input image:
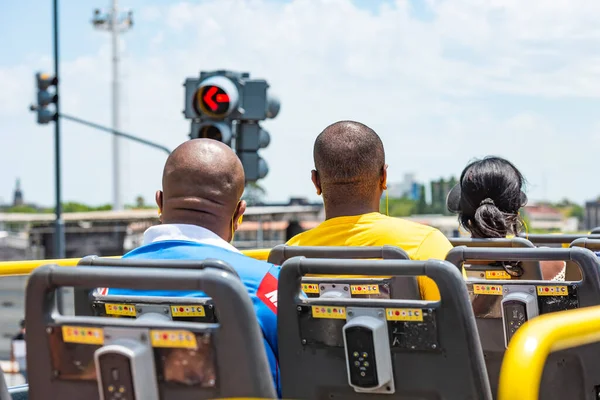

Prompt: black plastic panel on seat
[
  {"left": 268, "top": 245, "right": 420, "bottom": 300},
  {"left": 278, "top": 257, "right": 492, "bottom": 400},
  {"left": 447, "top": 247, "right": 600, "bottom": 400}
]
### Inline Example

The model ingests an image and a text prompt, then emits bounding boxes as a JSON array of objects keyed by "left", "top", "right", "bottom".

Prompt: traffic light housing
[
  {"left": 190, "top": 120, "right": 233, "bottom": 145},
  {"left": 183, "top": 70, "right": 279, "bottom": 183},
  {"left": 34, "top": 72, "right": 58, "bottom": 124},
  {"left": 236, "top": 122, "right": 270, "bottom": 181}
]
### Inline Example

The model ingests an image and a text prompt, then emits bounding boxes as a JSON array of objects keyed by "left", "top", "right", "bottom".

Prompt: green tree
[
  {"left": 416, "top": 185, "right": 428, "bottom": 215},
  {"left": 135, "top": 195, "right": 145, "bottom": 209},
  {"left": 243, "top": 182, "right": 266, "bottom": 206},
  {"left": 569, "top": 204, "right": 584, "bottom": 221},
  {"left": 5, "top": 205, "right": 39, "bottom": 213}
]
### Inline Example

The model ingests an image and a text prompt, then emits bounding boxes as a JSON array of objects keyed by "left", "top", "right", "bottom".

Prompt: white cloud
[{"left": 1, "top": 0, "right": 600, "bottom": 207}]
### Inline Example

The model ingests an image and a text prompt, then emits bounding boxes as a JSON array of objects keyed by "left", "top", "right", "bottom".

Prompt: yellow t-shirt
[{"left": 286, "top": 212, "right": 454, "bottom": 301}]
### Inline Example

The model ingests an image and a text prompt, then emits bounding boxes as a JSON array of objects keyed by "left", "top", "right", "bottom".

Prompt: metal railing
[{"left": 0, "top": 250, "right": 272, "bottom": 276}]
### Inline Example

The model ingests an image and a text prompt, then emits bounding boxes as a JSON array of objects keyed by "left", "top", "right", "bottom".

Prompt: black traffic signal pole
[
  {"left": 52, "top": 0, "right": 66, "bottom": 312},
  {"left": 59, "top": 113, "right": 172, "bottom": 155}
]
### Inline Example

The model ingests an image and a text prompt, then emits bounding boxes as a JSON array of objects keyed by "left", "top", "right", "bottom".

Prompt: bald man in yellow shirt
[{"left": 286, "top": 121, "right": 454, "bottom": 301}]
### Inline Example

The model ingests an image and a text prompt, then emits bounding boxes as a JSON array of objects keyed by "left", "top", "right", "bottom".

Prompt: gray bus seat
[
  {"left": 25, "top": 262, "right": 276, "bottom": 400},
  {"left": 570, "top": 238, "right": 600, "bottom": 251},
  {"left": 278, "top": 257, "right": 491, "bottom": 400},
  {"left": 446, "top": 246, "right": 600, "bottom": 399},
  {"left": 268, "top": 245, "right": 419, "bottom": 300},
  {"left": 448, "top": 237, "right": 540, "bottom": 281},
  {"left": 74, "top": 256, "right": 239, "bottom": 317}
]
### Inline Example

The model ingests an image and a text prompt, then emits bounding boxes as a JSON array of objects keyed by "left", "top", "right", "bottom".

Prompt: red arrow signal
[{"left": 203, "top": 86, "right": 218, "bottom": 111}]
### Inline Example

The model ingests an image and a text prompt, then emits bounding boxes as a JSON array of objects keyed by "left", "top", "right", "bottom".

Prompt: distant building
[
  {"left": 585, "top": 200, "right": 600, "bottom": 230},
  {"left": 12, "top": 179, "right": 23, "bottom": 207},
  {"left": 386, "top": 173, "right": 420, "bottom": 200},
  {"left": 523, "top": 204, "right": 579, "bottom": 232}
]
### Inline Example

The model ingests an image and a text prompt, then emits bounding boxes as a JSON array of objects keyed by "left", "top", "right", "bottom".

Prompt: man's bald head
[
  {"left": 313, "top": 121, "right": 386, "bottom": 207},
  {"left": 156, "top": 139, "right": 246, "bottom": 239}
]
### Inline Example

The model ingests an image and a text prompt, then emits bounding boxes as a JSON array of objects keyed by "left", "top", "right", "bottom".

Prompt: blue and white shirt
[{"left": 98, "top": 224, "right": 280, "bottom": 396}]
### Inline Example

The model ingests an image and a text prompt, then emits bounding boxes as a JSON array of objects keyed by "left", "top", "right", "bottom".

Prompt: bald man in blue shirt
[{"left": 99, "top": 139, "right": 280, "bottom": 396}]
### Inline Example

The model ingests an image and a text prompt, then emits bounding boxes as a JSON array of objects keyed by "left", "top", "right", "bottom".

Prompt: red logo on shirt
[{"left": 257, "top": 272, "right": 278, "bottom": 314}]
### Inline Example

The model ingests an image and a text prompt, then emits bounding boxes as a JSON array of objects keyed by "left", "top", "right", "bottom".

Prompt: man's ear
[
  {"left": 233, "top": 200, "right": 247, "bottom": 231},
  {"left": 155, "top": 190, "right": 163, "bottom": 220},
  {"left": 381, "top": 164, "right": 388, "bottom": 189},
  {"left": 311, "top": 170, "right": 322, "bottom": 195}
]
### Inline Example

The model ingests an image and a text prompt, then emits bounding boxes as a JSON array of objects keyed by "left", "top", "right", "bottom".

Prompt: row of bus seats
[{"left": 6, "top": 232, "right": 600, "bottom": 399}]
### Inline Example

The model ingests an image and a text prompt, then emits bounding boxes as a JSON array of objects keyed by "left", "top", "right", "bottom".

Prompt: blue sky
[{"left": 1, "top": 0, "right": 600, "bottom": 208}]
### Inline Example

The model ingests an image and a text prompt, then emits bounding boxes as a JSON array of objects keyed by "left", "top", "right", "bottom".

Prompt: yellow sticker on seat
[
  {"left": 485, "top": 270, "right": 512, "bottom": 280},
  {"left": 311, "top": 306, "right": 346, "bottom": 319},
  {"left": 386, "top": 308, "right": 423, "bottom": 322},
  {"left": 473, "top": 284, "right": 503, "bottom": 295},
  {"left": 302, "top": 283, "right": 320, "bottom": 294},
  {"left": 351, "top": 284, "right": 380, "bottom": 295},
  {"left": 150, "top": 330, "right": 198, "bottom": 349},
  {"left": 171, "top": 305, "right": 206, "bottom": 317},
  {"left": 105, "top": 303, "right": 137, "bottom": 316},
  {"left": 62, "top": 325, "right": 104, "bottom": 345},
  {"left": 537, "top": 286, "right": 568, "bottom": 296}
]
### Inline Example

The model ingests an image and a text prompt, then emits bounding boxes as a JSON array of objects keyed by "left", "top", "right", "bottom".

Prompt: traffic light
[
  {"left": 183, "top": 70, "right": 280, "bottom": 182},
  {"left": 34, "top": 72, "right": 58, "bottom": 124}
]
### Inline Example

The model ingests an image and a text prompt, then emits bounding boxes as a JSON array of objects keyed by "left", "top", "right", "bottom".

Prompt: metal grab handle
[
  {"left": 78, "top": 255, "right": 241, "bottom": 278},
  {"left": 279, "top": 257, "right": 464, "bottom": 303},
  {"left": 570, "top": 238, "right": 600, "bottom": 251},
  {"left": 518, "top": 233, "right": 600, "bottom": 245},
  {"left": 446, "top": 247, "right": 600, "bottom": 294},
  {"left": 449, "top": 237, "right": 534, "bottom": 248},
  {"left": 267, "top": 244, "right": 409, "bottom": 265},
  {"left": 74, "top": 256, "right": 241, "bottom": 316},
  {"left": 26, "top": 263, "right": 276, "bottom": 399}
]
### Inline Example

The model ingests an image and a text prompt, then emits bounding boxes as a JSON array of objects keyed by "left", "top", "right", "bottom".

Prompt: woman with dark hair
[{"left": 447, "top": 156, "right": 565, "bottom": 281}]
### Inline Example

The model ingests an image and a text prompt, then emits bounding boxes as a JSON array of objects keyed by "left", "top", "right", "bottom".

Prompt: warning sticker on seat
[
  {"left": 537, "top": 286, "right": 568, "bottom": 296},
  {"left": 171, "top": 305, "right": 206, "bottom": 317},
  {"left": 302, "top": 283, "right": 320, "bottom": 294},
  {"left": 385, "top": 308, "right": 423, "bottom": 322},
  {"left": 485, "top": 271, "right": 512, "bottom": 280},
  {"left": 350, "top": 284, "right": 380, "bottom": 295},
  {"left": 105, "top": 303, "right": 137, "bottom": 316},
  {"left": 473, "top": 284, "right": 503, "bottom": 295},
  {"left": 150, "top": 330, "right": 198, "bottom": 349},
  {"left": 311, "top": 306, "right": 346, "bottom": 319},
  {"left": 62, "top": 325, "right": 104, "bottom": 345}
]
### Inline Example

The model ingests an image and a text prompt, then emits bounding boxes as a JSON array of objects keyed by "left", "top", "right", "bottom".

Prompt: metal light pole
[
  {"left": 53, "top": 0, "right": 65, "bottom": 260},
  {"left": 91, "top": 3, "right": 133, "bottom": 211}
]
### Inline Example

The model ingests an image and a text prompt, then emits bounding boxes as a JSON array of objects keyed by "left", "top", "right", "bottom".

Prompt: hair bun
[{"left": 480, "top": 198, "right": 495, "bottom": 207}]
